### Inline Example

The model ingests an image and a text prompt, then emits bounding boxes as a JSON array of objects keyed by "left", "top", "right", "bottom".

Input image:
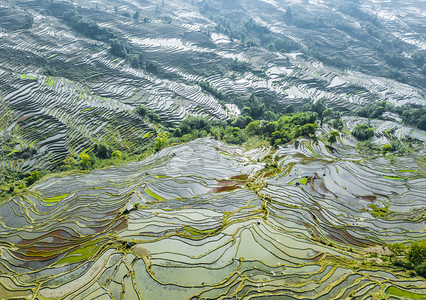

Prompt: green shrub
[
  {"left": 382, "top": 144, "right": 393, "bottom": 152},
  {"left": 80, "top": 153, "right": 92, "bottom": 169},
  {"left": 112, "top": 150, "right": 122, "bottom": 159}
]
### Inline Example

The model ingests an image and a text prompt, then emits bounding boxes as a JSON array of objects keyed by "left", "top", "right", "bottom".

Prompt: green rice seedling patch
[
  {"left": 54, "top": 239, "right": 105, "bottom": 265},
  {"left": 385, "top": 286, "right": 426, "bottom": 299},
  {"left": 181, "top": 226, "right": 217, "bottom": 237},
  {"left": 382, "top": 175, "right": 405, "bottom": 181},
  {"left": 19, "top": 74, "right": 36, "bottom": 80},
  {"left": 43, "top": 193, "right": 69, "bottom": 204},
  {"left": 46, "top": 76, "right": 54, "bottom": 86},
  {"left": 289, "top": 177, "right": 308, "bottom": 185},
  {"left": 145, "top": 188, "right": 164, "bottom": 201}
]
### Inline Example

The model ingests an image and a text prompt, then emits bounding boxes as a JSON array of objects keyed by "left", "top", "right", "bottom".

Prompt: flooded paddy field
[{"left": 1, "top": 137, "right": 425, "bottom": 299}]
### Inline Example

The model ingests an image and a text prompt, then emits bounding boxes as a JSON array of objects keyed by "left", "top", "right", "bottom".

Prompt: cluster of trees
[
  {"left": 389, "top": 239, "right": 426, "bottom": 277},
  {"left": 412, "top": 50, "right": 426, "bottom": 75},
  {"left": 110, "top": 39, "right": 131, "bottom": 58},
  {"left": 0, "top": 140, "right": 125, "bottom": 201},
  {"left": 400, "top": 106, "right": 426, "bottom": 131},
  {"left": 114, "top": 6, "right": 149, "bottom": 22},
  {"left": 269, "top": 37, "right": 302, "bottom": 54},
  {"left": 64, "top": 9, "right": 114, "bottom": 41},
  {"left": 170, "top": 111, "right": 319, "bottom": 148},
  {"left": 59, "top": 142, "right": 124, "bottom": 172},
  {"left": 200, "top": 81, "right": 227, "bottom": 102},
  {"left": 63, "top": 9, "right": 158, "bottom": 74},
  {"left": 135, "top": 105, "right": 161, "bottom": 123},
  {"left": 283, "top": 2, "right": 425, "bottom": 85},
  {"left": 356, "top": 101, "right": 426, "bottom": 131},
  {"left": 211, "top": 16, "right": 302, "bottom": 53},
  {"left": 0, "top": 169, "right": 37, "bottom": 201}
]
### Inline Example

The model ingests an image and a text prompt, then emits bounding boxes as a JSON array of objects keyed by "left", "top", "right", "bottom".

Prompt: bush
[
  {"left": 382, "top": 144, "right": 393, "bottom": 152},
  {"left": 112, "top": 150, "right": 122, "bottom": 159},
  {"left": 80, "top": 153, "right": 92, "bottom": 169}
]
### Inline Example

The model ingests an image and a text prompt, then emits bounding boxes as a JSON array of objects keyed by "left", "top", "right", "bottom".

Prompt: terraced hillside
[
  {"left": 0, "top": 0, "right": 426, "bottom": 299},
  {"left": 1, "top": 136, "right": 425, "bottom": 299},
  {"left": 1, "top": 0, "right": 425, "bottom": 172}
]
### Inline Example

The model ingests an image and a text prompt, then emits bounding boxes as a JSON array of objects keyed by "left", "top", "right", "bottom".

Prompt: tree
[
  {"left": 417, "top": 114, "right": 426, "bottom": 130},
  {"left": 322, "top": 108, "right": 335, "bottom": 120},
  {"left": 270, "top": 130, "right": 291, "bottom": 147},
  {"left": 121, "top": 12, "right": 131, "bottom": 18},
  {"left": 136, "top": 105, "right": 148, "bottom": 118},
  {"left": 114, "top": 6, "right": 119, "bottom": 14},
  {"left": 408, "top": 239, "right": 426, "bottom": 267},
  {"left": 154, "top": 133, "right": 167, "bottom": 151},
  {"left": 327, "top": 131, "right": 339, "bottom": 146},
  {"left": 94, "top": 142, "right": 112, "bottom": 159},
  {"left": 310, "top": 100, "right": 326, "bottom": 119},
  {"left": 146, "top": 60, "right": 159, "bottom": 74},
  {"left": 284, "top": 6, "right": 293, "bottom": 22},
  {"left": 331, "top": 118, "right": 344, "bottom": 130},
  {"left": 147, "top": 111, "right": 161, "bottom": 123},
  {"left": 26, "top": 171, "right": 41, "bottom": 186},
  {"left": 131, "top": 54, "right": 140, "bottom": 68},
  {"left": 300, "top": 123, "right": 318, "bottom": 137},
  {"left": 109, "top": 39, "right": 129, "bottom": 58},
  {"left": 23, "top": 15, "right": 34, "bottom": 29},
  {"left": 388, "top": 243, "right": 406, "bottom": 259},
  {"left": 352, "top": 124, "right": 374, "bottom": 141},
  {"left": 133, "top": 11, "right": 140, "bottom": 21}
]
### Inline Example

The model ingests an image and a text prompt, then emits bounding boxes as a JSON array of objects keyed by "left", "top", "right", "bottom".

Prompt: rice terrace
[{"left": 0, "top": 0, "right": 425, "bottom": 299}]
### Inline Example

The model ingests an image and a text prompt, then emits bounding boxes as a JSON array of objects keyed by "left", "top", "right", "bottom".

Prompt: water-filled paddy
[{"left": 0, "top": 138, "right": 424, "bottom": 299}]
